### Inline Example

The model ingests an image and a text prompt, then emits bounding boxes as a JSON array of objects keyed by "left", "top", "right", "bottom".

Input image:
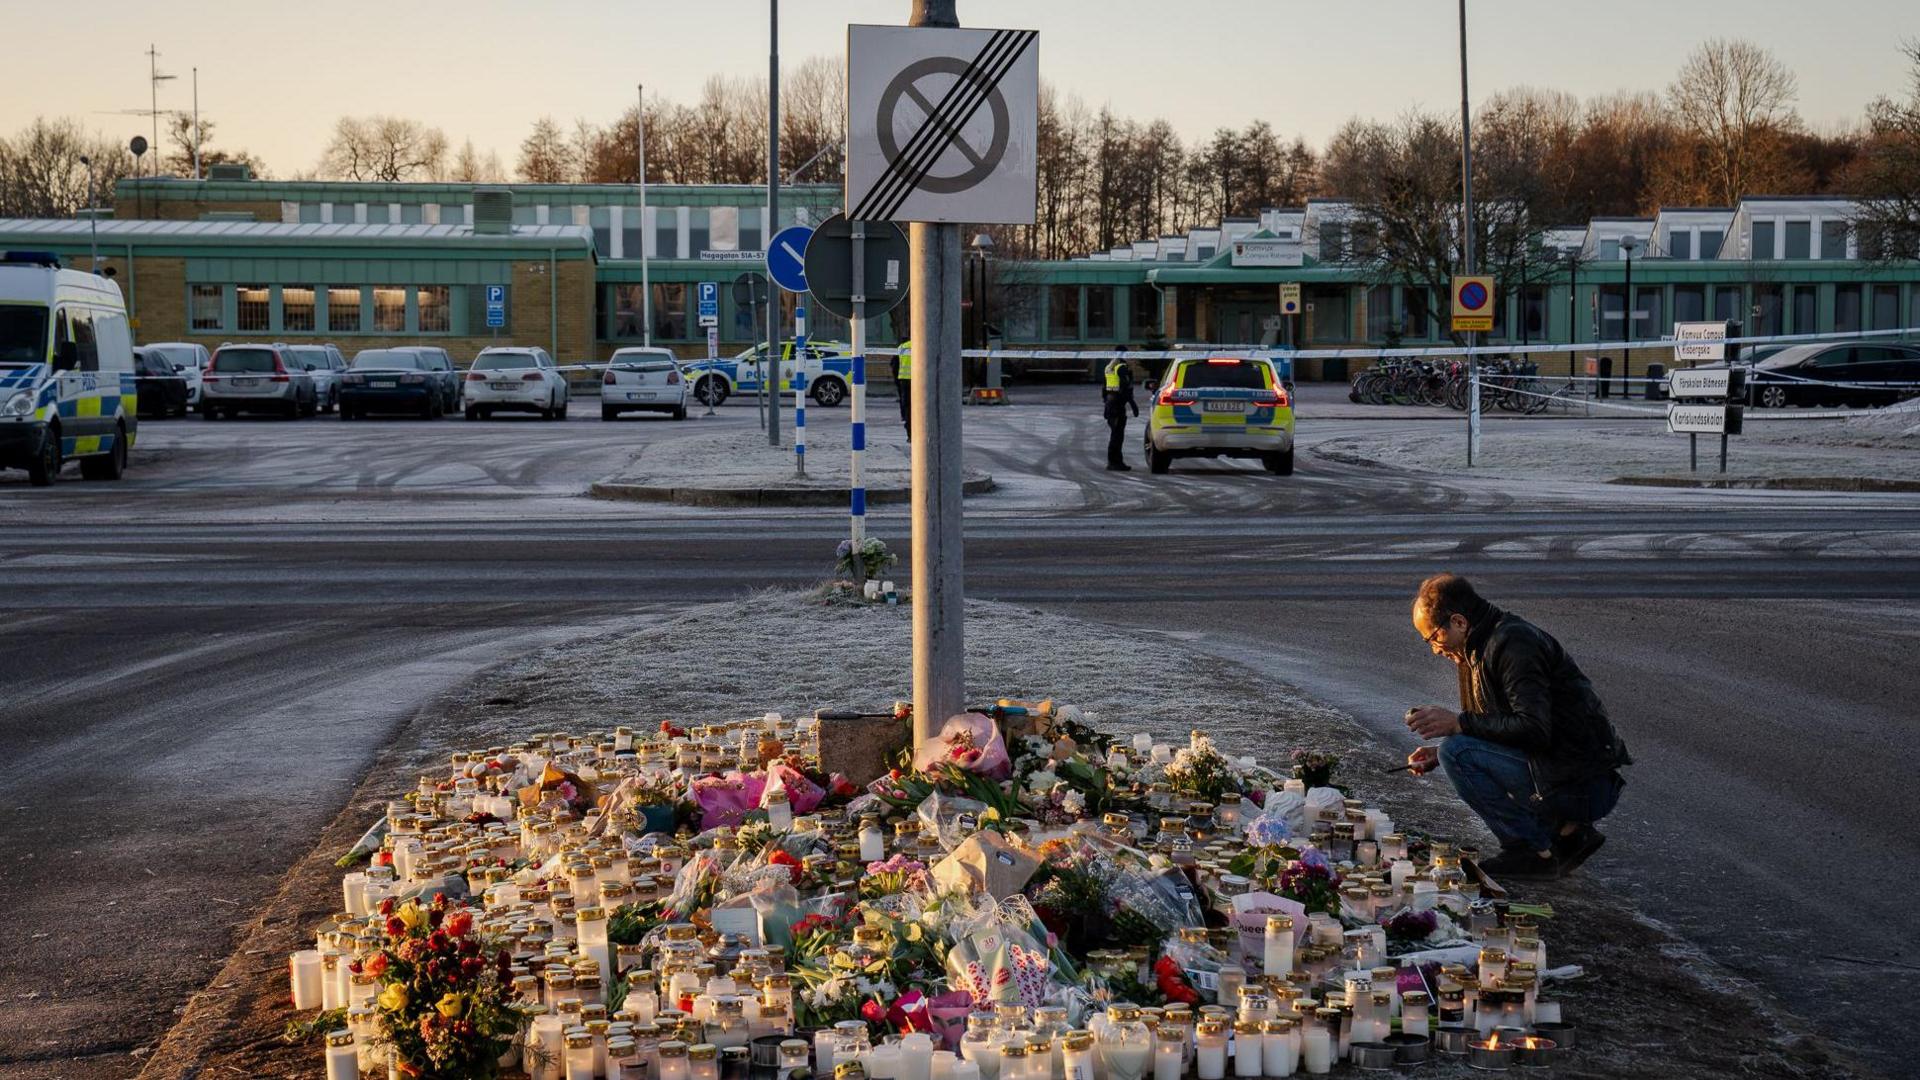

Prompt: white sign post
[
  {"left": 1665, "top": 366, "right": 1745, "bottom": 473},
  {"left": 1673, "top": 321, "right": 1728, "bottom": 363}
]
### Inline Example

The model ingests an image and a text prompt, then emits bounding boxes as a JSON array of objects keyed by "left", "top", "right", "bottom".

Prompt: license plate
[
  {"left": 490, "top": 382, "right": 519, "bottom": 391},
  {"left": 230, "top": 377, "right": 258, "bottom": 388},
  {"left": 372, "top": 379, "right": 396, "bottom": 388},
  {"left": 1203, "top": 400, "right": 1246, "bottom": 413}
]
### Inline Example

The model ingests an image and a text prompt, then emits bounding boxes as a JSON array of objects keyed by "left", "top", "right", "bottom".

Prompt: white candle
[
  {"left": 1536, "top": 1000, "right": 1562, "bottom": 1024},
  {"left": 1263, "top": 915, "right": 1295, "bottom": 977},
  {"left": 901, "top": 1033, "right": 935, "bottom": 1080},
  {"left": 1299, "top": 1025, "right": 1330, "bottom": 1075},
  {"left": 324, "top": 1030, "right": 358, "bottom": 1080},
  {"left": 1064, "top": 1034, "right": 1095, "bottom": 1080},
  {"left": 342, "top": 872, "right": 368, "bottom": 916},
  {"left": 767, "top": 795, "right": 793, "bottom": 832},
  {"left": 815, "top": 1029, "right": 839, "bottom": 1077},
  {"left": 290, "top": 950, "right": 323, "bottom": 1010},
  {"left": 870, "top": 1043, "right": 905, "bottom": 1080},
  {"left": 1388, "top": 860, "right": 1414, "bottom": 891},
  {"left": 1261, "top": 1022, "right": 1298, "bottom": 1078},
  {"left": 1195, "top": 1022, "right": 1226, "bottom": 1080},
  {"left": 1152, "top": 1035, "right": 1181, "bottom": 1080},
  {"left": 1232, "top": 1023, "right": 1261, "bottom": 1077},
  {"left": 933, "top": 1050, "right": 959, "bottom": 1080},
  {"left": 532, "top": 1014, "right": 564, "bottom": 1080},
  {"left": 952, "top": 1062, "right": 982, "bottom": 1080}
]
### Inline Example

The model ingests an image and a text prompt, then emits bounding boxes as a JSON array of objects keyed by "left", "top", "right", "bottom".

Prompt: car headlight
[{"left": 2, "top": 391, "right": 33, "bottom": 418}]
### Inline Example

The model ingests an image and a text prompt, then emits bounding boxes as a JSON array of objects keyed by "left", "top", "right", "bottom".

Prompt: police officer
[
  {"left": 1102, "top": 347, "right": 1138, "bottom": 471},
  {"left": 893, "top": 339, "right": 912, "bottom": 437}
]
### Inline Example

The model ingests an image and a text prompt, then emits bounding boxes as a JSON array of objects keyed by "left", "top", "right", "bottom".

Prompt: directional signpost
[
  {"left": 1673, "top": 321, "right": 1728, "bottom": 363},
  {"left": 1666, "top": 366, "right": 1747, "bottom": 472},
  {"left": 848, "top": 13, "right": 1039, "bottom": 746}
]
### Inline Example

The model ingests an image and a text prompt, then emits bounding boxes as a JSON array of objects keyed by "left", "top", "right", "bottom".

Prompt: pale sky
[{"left": 4, "top": 0, "right": 1912, "bottom": 175}]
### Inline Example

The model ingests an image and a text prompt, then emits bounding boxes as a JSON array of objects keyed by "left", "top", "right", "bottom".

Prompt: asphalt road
[{"left": 1, "top": 388, "right": 1916, "bottom": 1077}]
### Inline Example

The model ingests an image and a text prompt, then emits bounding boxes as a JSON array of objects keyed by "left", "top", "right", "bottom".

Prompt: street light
[
  {"left": 968, "top": 232, "right": 995, "bottom": 389},
  {"left": 1619, "top": 235, "right": 1638, "bottom": 400}
]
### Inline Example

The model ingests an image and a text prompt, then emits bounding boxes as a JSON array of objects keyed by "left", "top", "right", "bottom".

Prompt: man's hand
[
  {"left": 1130, "top": 402, "right": 1139, "bottom": 417},
  {"left": 1406, "top": 705, "right": 1462, "bottom": 739},
  {"left": 1406, "top": 745, "right": 1439, "bottom": 775}
]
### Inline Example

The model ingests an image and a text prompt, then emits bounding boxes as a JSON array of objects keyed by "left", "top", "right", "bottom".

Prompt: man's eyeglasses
[{"left": 1424, "top": 622, "right": 1452, "bottom": 646}]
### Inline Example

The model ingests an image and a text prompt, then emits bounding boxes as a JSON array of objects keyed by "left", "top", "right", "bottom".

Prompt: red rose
[
  {"left": 378, "top": 896, "right": 396, "bottom": 916},
  {"left": 445, "top": 912, "right": 473, "bottom": 938},
  {"left": 374, "top": 852, "right": 393, "bottom": 868},
  {"left": 861, "top": 999, "right": 888, "bottom": 1025},
  {"left": 767, "top": 849, "right": 804, "bottom": 885},
  {"left": 386, "top": 916, "right": 407, "bottom": 938}
]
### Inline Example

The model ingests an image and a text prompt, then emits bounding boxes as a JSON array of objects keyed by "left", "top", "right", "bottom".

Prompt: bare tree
[
  {"left": 1846, "top": 39, "right": 1920, "bottom": 260},
  {"left": 448, "top": 138, "right": 506, "bottom": 183},
  {"left": 162, "top": 113, "right": 268, "bottom": 178},
  {"left": 0, "top": 117, "right": 133, "bottom": 217},
  {"left": 516, "top": 116, "right": 575, "bottom": 184},
  {"left": 1666, "top": 39, "right": 1803, "bottom": 205},
  {"left": 319, "top": 116, "right": 448, "bottom": 181}
]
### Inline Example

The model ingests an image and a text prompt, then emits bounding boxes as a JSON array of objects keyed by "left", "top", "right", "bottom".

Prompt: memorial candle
[
  {"left": 1194, "top": 1020, "right": 1227, "bottom": 1080},
  {"left": 1261, "top": 1018, "right": 1299, "bottom": 1079},
  {"left": 290, "top": 950, "right": 323, "bottom": 1010},
  {"left": 1063, "top": 1031, "right": 1096, "bottom": 1080},
  {"left": 1151, "top": 1026, "right": 1182, "bottom": 1080},
  {"left": 1232, "top": 1021, "right": 1262, "bottom": 1078},
  {"left": 1263, "top": 915, "right": 1295, "bottom": 978},
  {"left": 1298, "top": 1015, "right": 1331, "bottom": 1076},
  {"left": 323, "top": 1029, "right": 357, "bottom": 1080}
]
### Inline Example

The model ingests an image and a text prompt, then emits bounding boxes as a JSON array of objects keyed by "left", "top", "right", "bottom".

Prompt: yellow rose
[
  {"left": 395, "top": 902, "right": 428, "bottom": 931},
  {"left": 377, "top": 983, "right": 410, "bottom": 1012},
  {"left": 905, "top": 923, "right": 924, "bottom": 943},
  {"left": 435, "top": 992, "right": 466, "bottom": 1019}
]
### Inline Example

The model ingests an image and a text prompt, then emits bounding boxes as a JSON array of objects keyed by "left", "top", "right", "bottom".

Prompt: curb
[
  {"left": 1609, "top": 475, "right": 1920, "bottom": 493},
  {"left": 589, "top": 474, "right": 995, "bottom": 507}
]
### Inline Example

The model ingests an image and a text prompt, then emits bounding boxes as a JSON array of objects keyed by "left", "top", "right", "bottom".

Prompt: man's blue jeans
[{"left": 1439, "top": 735, "right": 1621, "bottom": 853}]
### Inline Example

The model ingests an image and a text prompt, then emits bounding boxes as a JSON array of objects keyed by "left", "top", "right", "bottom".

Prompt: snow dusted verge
[
  {"left": 1315, "top": 410, "right": 1920, "bottom": 485},
  {"left": 593, "top": 426, "right": 992, "bottom": 503}
]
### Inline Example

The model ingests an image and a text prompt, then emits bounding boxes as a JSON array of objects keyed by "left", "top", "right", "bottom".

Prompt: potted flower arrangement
[
  {"left": 1290, "top": 748, "right": 1341, "bottom": 790},
  {"left": 368, "top": 895, "right": 526, "bottom": 1079},
  {"left": 629, "top": 771, "right": 690, "bottom": 835}
]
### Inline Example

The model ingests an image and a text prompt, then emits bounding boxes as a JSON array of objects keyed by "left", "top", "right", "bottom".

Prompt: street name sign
[
  {"left": 846, "top": 24, "right": 1039, "bottom": 224},
  {"left": 1674, "top": 321, "right": 1728, "bottom": 362},
  {"left": 1451, "top": 275, "right": 1494, "bottom": 332},
  {"left": 1668, "top": 367, "right": 1745, "bottom": 400},
  {"left": 1667, "top": 403, "right": 1744, "bottom": 435}
]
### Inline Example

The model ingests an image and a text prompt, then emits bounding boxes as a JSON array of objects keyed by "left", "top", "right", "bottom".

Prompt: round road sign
[
  {"left": 802, "top": 214, "right": 912, "bottom": 322},
  {"left": 1458, "top": 281, "right": 1489, "bottom": 311}
]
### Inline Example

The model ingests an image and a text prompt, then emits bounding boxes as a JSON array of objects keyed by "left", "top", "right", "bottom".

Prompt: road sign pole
[
  {"left": 1720, "top": 432, "right": 1728, "bottom": 474},
  {"left": 850, "top": 222, "right": 868, "bottom": 570},
  {"left": 795, "top": 306, "right": 808, "bottom": 477},
  {"left": 767, "top": 0, "right": 782, "bottom": 448},
  {"left": 906, "top": 0, "right": 967, "bottom": 751},
  {"left": 1690, "top": 432, "right": 1697, "bottom": 473}
]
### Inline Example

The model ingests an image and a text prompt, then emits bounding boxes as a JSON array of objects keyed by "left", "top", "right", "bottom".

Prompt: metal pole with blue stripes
[
  {"left": 794, "top": 305, "right": 808, "bottom": 477},
  {"left": 849, "top": 223, "right": 869, "bottom": 586}
]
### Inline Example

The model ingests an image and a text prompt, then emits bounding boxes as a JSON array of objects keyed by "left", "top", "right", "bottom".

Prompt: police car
[
  {"left": 0, "top": 251, "right": 138, "bottom": 486},
  {"left": 1142, "top": 354, "right": 1295, "bottom": 475},
  {"left": 681, "top": 340, "right": 855, "bottom": 408}
]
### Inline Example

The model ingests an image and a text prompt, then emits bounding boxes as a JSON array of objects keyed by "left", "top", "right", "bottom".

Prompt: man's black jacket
[{"left": 1456, "top": 604, "right": 1631, "bottom": 796}]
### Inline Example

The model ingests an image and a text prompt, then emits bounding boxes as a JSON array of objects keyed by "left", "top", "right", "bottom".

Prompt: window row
[
  {"left": 291, "top": 201, "right": 771, "bottom": 260},
  {"left": 189, "top": 284, "right": 457, "bottom": 335}
]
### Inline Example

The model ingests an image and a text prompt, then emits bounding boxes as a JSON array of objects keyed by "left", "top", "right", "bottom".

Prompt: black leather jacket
[{"left": 1456, "top": 605, "right": 1631, "bottom": 795}]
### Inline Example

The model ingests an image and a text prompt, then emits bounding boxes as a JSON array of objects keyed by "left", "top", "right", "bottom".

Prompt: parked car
[
  {"left": 462, "top": 347, "right": 570, "bottom": 420},
  {"left": 132, "top": 346, "right": 190, "bottom": 417},
  {"left": 201, "top": 343, "right": 318, "bottom": 419},
  {"left": 601, "top": 346, "right": 688, "bottom": 420},
  {"left": 280, "top": 343, "right": 344, "bottom": 413},
  {"left": 401, "top": 346, "right": 463, "bottom": 413},
  {"left": 142, "top": 341, "right": 209, "bottom": 405},
  {"left": 340, "top": 349, "right": 444, "bottom": 419},
  {"left": 1735, "top": 343, "right": 1920, "bottom": 408}
]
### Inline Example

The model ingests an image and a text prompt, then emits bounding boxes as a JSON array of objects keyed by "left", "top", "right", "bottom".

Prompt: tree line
[{"left": 3, "top": 38, "right": 1915, "bottom": 268}]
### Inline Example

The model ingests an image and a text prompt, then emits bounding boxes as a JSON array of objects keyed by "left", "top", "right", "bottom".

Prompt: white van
[{"left": 0, "top": 251, "right": 139, "bottom": 485}]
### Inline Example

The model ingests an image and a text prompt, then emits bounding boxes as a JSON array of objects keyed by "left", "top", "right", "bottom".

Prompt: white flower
[
  {"left": 1061, "top": 791, "right": 1087, "bottom": 817},
  {"left": 1027, "top": 770, "right": 1060, "bottom": 792},
  {"left": 810, "top": 976, "right": 854, "bottom": 1008}
]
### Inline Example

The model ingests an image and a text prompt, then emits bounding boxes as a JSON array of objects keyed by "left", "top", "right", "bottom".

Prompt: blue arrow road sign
[
  {"left": 767, "top": 225, "right": 814, "bottom": 293},
  {"left": 697, "top": 281, "right": 719, "bottom": 327}
]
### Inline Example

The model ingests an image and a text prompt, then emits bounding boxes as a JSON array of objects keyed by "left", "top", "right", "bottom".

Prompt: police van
[
  {"left": 681, "top": 339, "right": 857, "bottom": 408},
  {"left": 0, "top": 252, "right": 139, "bottom": 486}
]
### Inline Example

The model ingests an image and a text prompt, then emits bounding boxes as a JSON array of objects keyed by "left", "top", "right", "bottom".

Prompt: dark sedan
[
  {"left": 1734, "top": 342, "right": 1920, "bottom": 408},
  {"left": 339, "top": 350, "right": 444, "bottom": 420},
  {"left": 133, "top": 347, "right": 190, "bottom": 418}
]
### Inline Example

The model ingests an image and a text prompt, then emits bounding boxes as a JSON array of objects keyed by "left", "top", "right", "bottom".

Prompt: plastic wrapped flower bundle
[{"left": 296, "top": 705, "right": 1576, "bottom": 1079}]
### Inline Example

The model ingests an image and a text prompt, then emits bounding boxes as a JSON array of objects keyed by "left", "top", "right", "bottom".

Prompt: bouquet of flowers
[
  {"left": 368, "top": 896, "right": 527, "bottom": 1079},
  {"left": 1273, "top": 848, "right": 1344, "bottom": 917},
  {"left": 836, "top": 537, "right": 897, "bottom": 581},
  {"left": 1290, "top": 748, "right": 1340, "bottom": 789},
  {"left": 1164, "top": 731, "right": 1244, "bottom": 803}
]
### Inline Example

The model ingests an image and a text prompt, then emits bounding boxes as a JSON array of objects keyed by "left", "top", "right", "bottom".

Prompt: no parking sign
[{"left": 1451, "top": 275, "right": 1494, "bottom": 333}]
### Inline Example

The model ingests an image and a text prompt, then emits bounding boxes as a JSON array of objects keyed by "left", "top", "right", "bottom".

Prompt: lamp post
[
  {"left": 1619, "top": 235, "right": 1637, "bottom": 400},
  {"left": 79, "top": 155, "right": 98, "bottom": 271},
  {"left": 968, "top": 232, "right": 994, "bottom": 388}
]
